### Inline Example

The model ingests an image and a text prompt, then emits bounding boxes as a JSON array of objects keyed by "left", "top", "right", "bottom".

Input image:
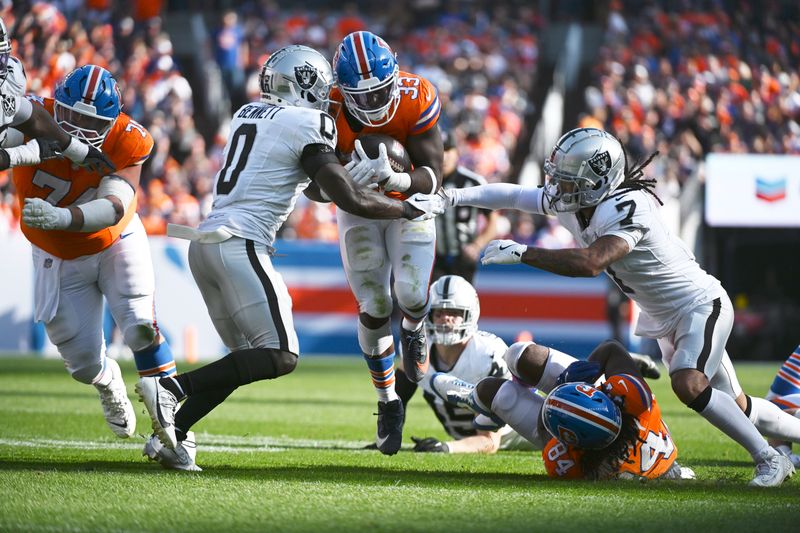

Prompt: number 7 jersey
[{"left": 13, "top": 97, "right": 152, "bottom": 260}]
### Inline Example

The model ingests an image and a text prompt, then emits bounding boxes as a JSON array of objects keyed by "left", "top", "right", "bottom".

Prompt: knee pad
[
  {"left": 123, "top": 321, "right": 158, "bottom": 352},
  {"left": 70, "top": 361, "right": 104, "bottom": 384},
  {"left": 503, "top": 342, "right": 534, "bottom": 381},
  {"left": 492, "top": 381, "right": 548, "bottom": 448},
  {"left": 357, "top": 321, "right": 393, "bottom": 357},
  {"left": 394, "top": 280, "right": 430, "bottom": 318}
]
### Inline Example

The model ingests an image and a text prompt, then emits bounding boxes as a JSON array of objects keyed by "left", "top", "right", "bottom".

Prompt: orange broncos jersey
[
  {"left": 331, "top": 71, "right": 441, "bottom": 199},
  {"left": 14, "top": 97, "right": 153, "bottom": 260},
  {"left": 543, "top": 373, "right": 677, "bottom": 480}
]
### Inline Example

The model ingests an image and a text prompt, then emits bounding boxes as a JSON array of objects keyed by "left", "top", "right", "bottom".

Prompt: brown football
[{"left": 356, "top": 133, "right": 413, "bottom": 173}]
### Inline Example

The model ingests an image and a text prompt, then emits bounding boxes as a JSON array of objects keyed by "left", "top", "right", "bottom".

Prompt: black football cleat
[
  {"left": 400, "top": 325, "right": 429, "bottom": 382},
  {"left": 375, "top": 399, "right": 404, "bottom": 455}
]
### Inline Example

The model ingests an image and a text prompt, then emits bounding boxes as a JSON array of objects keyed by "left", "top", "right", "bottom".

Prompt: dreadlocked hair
[
  {"left": 579, "top": 411, "right": 643, "bottom": 481},
  {"left": 608, "top": 149, "right": 663, "bottom": 206}
]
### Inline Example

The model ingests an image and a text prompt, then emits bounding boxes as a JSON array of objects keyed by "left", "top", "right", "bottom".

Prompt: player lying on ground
[
  {"left": 436, "top": 339, "right": 694, "bottom": 480},
  {"left": 433, "top": 126, "right": 799, "bottom": 486},
  {"left": 385, "top": 275, "right": 535, "bottom": 454},
  {"left": 136, "top": 45, "right": 441, "bottom": 470}
]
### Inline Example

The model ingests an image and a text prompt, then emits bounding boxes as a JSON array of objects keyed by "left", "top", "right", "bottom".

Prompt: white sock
[
  {"left": 93, "top": 358, "right": 114, "bottom": 388},
  {"left": 700, "top": 389, "right": 770, "bottom": 461},
  {"left": 748, "top": 396, "right": 800, "bottom": 443},
  {"left": 402, "top": 317, "right": 423, "bottom": 331}
]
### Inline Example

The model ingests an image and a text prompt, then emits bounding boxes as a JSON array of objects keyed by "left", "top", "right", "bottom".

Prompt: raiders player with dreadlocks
[{"left": 432, "top": 127, "right": 800, "bottom": 487}]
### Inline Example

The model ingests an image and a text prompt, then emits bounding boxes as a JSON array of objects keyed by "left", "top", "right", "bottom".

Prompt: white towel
[{"left": 32, "top": 247, "right": 62, "bottom": 323}]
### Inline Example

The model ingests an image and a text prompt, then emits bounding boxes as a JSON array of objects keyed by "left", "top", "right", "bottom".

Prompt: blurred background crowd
[{"left": 0, "top": 0, "right": 798, "bottom": 356}]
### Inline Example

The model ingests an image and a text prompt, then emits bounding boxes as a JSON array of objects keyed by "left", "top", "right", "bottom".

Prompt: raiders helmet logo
[
  {"left": 294, "top": 64, "right": 318, "bottom": 90},
  {"left": 588, "top": 151, "right": 612, "bottom": 176},
  {"left": 2, "top": 94, "right": 16, "bottom": 117}
]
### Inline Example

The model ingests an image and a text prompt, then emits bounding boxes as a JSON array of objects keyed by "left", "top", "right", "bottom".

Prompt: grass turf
[{"left": 0, "top": 356, "right": 798, "bottom": 532}]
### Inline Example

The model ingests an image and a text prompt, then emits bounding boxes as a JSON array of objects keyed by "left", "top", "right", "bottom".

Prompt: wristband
[{"left": 62, "top": 137, "right": 89, "bottom": 163}]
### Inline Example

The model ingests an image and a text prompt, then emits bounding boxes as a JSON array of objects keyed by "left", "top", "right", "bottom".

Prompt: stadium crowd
[{"left": 1, "top": 0, "right": 798, "bottom": 247}]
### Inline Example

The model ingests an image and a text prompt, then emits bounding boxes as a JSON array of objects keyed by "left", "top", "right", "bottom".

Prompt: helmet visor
[{"left": 346, "top": 83, "right": 395, "bottom": 112}]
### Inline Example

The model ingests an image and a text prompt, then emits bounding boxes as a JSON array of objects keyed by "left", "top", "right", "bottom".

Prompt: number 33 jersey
[
  {"left": 13, "top": 97, "right": 152, "bottom": 260},
  {"left": 199, "top": 102, "right": 337, "bottom": 248},
  {"left": 543, "top": 373, "right": 677, "bottom": 480}
]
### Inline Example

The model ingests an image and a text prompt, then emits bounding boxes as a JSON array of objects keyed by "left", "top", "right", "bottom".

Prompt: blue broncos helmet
[
  {"left": 333, "top": 31, "right": 400, "bottom": 127},
  {"left": 542, "top": 382, "right": 622, "bottom": 450},
  {"left": 54, "top": 65, "right": 121, "bottom": 149}
]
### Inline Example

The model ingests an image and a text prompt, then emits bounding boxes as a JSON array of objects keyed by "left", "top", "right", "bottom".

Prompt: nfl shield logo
[
  {"left": 588, "top": 151, "right": 612, "bottom": 176},
  {"left": 294, "top": 65, "right": 318, "bottom": 90}
]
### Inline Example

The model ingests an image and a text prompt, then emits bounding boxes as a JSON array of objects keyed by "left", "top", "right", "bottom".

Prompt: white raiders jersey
[
  {"left": 419, "top": 330, "right": 510, "bottom": 439},
  {"left": 0, "top": 56, "right": 30, "bottom": 145},
  {"left": 525, "top": 187, "right": 725, "bottom": 337},
  {"left": 199, "top": 102, "right": 337, "bottom": 248}
]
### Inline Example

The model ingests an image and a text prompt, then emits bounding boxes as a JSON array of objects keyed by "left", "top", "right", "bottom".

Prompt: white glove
[
  {"left": 22, "top": 197, "right": 72, "bottom": 230},
  {"left": 403, "top": 192, "right": 446, "bottom": 221},
  {"left": 481, "top": 239, "right": 526, "bottom": 265},
  {"left": 349, "top": 140, "right": 411, "bottom": 192}
]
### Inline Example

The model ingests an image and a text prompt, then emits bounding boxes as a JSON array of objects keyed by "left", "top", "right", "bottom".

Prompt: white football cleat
[
  {"left": 143, "top": 431, "right": 201, "bottom": 472},
  {"left": 95, "top": 358, "right": 136, "bottom": 438},
  {"left": 750, "top": 448, "right": 795, "bottom": 487},
  {"left": 135, "top": 376, "right": 179, "bottom": 449}
]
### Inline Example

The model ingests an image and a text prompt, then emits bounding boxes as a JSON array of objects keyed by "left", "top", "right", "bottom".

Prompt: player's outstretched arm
[
  {"left": 482, "top": 235, "right": 630, "bottom": 278},
  {"left": 5, "top": 101, "right": 115, "bottom": 174},
  {"left": 302, "top": 143, "right": 438, "bottom": 221},
  {"left": 446, "top": 182, "right": 546, "bottom": 214}
]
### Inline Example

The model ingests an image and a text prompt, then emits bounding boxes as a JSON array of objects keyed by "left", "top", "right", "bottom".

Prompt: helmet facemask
[
  {"left": 340, "top": 66, "right": 400, "bottom": 127},
  {"left": 54, "top": 100, "right": 116, "bottom": 149},
  {"left": 425, "top": 275, "right": 480, "bottom": 346}
]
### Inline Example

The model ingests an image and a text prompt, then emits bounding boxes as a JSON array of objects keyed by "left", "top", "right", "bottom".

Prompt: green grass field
[{"left": 1, "top": 356, "right": 798, "bottom": 532}]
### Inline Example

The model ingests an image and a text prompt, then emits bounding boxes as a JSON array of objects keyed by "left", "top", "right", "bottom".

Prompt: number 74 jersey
[
  {"left": 543, "top": 373, "right": 677, "bottom": 480},
  {"left": 13, "top": 97, "right": 152, "bottom": 260}
]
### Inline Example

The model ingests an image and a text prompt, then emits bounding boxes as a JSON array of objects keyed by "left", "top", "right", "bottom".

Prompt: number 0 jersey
[
  {"left": 13, "top": 97, "right": 151, "bottom": 260},
  {"left": 542, "top": 373, "right": 677, "bottom": 480},
  {"left": 199, "top": 102, "right": 337, "bottom": 248}
]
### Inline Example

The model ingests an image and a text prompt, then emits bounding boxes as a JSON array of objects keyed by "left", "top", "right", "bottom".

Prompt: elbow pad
[{"left": 77, "top": 176, "right": 135, "bottom": 231}]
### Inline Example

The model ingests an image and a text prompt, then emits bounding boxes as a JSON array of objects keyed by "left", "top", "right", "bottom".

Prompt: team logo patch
[
  {"left": 294, "top": 65, "right": 318, "bottom": 90},
  {"left": 2, "top": 94, "right": 16, "bottom": 117},
  {"left": 44, "top": 258, "right": 53, "bottom": 269},
  {"left": 588, "top": 151, "right": 612, "bottom": 176}
]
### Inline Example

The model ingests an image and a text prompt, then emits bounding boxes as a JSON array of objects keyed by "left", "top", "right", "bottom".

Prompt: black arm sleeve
[{"left": 301, "top": 143, "right": 339, "bottom": 178}]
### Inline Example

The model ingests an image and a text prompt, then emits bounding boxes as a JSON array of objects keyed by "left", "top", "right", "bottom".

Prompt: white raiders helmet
[
  {"left": 543, "top": 127, "right": 626, "bottom": 213},
  {"left": 425, "top": 275, "right": 480, "bottom": 346},
  {"left": 259, "top": 45, "right": 333, "bottom": 112}
]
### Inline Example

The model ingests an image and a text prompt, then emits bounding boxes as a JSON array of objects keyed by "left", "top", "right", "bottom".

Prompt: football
[{"left": 356, "top": 133, "right": 413, "bottom": 173}]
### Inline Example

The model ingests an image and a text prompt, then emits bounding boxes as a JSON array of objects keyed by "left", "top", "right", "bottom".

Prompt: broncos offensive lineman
[
  {"left": 435, "top": 127, "right": 800, "bottom": 486},
  {"left": 137, "top": 45, "right": 439, "bottom": 470},
  {"left": 306, "top": 31, "right": 444, "bottom": 456},
  {"left": 394, "top": 276, "right": 534, "bottom": 454}
]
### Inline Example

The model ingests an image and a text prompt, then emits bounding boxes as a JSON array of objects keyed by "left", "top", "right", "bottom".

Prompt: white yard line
[{"left": 0, "top": 434, "right": 371, "bottom": 453}]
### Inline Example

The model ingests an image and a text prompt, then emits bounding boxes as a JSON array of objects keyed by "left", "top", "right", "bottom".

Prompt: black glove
[
  {"left": 556, "top": 360, "right": 603, "bottom": 386},
  {"left": 81, "top": 145, "right": 116, "bottom": 174},
  {"left": 411, "top": 436, "right": 449, "bottom": 453},
  {"left": 0, "top": 148, "right": 9, "bottom": 171},
  {"left": 35, "top": 138, "right": 63, "bottom": 161}
]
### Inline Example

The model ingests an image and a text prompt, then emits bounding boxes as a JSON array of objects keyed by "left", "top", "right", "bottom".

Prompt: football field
[{"left": 1, "top": 356, "right": 798, "bottom": 532}]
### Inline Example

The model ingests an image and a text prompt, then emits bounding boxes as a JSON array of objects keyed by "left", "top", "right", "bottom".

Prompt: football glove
[
  {"left": 22, "top": 197, "right": 71, "bottom": 230},
  {"left": 411, "top": 436, "right": 449, "bottom": 453},
  {"left": 481, "top": 239, "right": 526, "bottom": 265},
  {"left": 630, "top": 352, "right": 662, "bottom": 380},
  {"left": 79, "top": 145, "right": 117, "bottom": 175},
  {"left": 349, "top": 140, "right": 411, "bottom": 192},
  {"left": 555, "top": 360, "right": 603, "bottom": 386},
  {"left": 403, "top": 192, "right": 445, "bottom": 221}
]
